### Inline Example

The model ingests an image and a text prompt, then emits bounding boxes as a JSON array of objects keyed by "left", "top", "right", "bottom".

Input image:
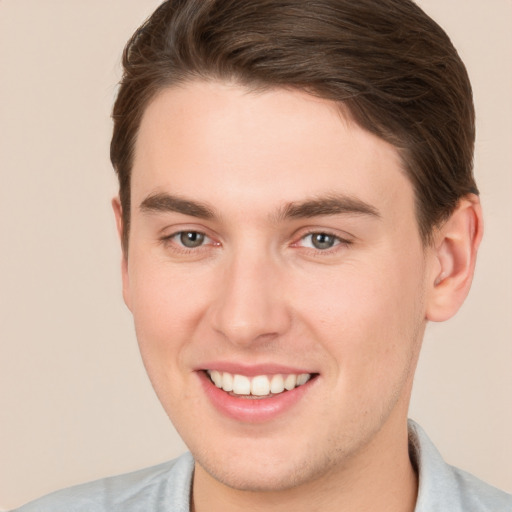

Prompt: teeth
[
  {"left": 232, "top": 374, "right": 251, "bottom": 395},
  {"left": 270, "top": 374, "right": 285, "bottom": 394},
  {"left": 207, "top": 371, "right": 312, "bottom": 397},
  {"left": 222, "top": 372, "right": 233, "bottom": 392},
  {"left": 296, "top": 373, "right": 310, "bottom": 386},
  {"left": 251, "top": 375, "right": 270, "bottom": 396},
  {"left": 210, "top": 370, "right": 222, "bottom": 388},
  {"left": 284, "top": 374, "right": 297, "bottom": 390}
]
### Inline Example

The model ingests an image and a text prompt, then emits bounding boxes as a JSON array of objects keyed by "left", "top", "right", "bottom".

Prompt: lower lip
[{"left": 198, "top": 371, "right": 316, "bottom": 423}]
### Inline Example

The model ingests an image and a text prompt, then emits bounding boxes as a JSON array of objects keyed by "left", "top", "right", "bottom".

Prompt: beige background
[{"left": 1, "top": 0, "right": 511, "bottom": 508}]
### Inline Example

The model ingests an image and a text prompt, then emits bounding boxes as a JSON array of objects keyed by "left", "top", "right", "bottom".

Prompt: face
[{"left": 120, "top": 81, "right": 434, "bottom": 492}]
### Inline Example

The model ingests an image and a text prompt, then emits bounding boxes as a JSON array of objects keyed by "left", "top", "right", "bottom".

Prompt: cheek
[
  {"left": 126, "top": 264, "right": 211, "bottom": 416},
  {"left": 294, "top": 251, "right": 426, "bottom": 370},
  {"left": 127, "top": 260, "right": 209, "bottom": 367}
]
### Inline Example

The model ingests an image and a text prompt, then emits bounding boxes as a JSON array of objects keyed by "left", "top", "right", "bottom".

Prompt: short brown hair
[{"left": 111, "top": 0, "right": 477, "bottom": 251}]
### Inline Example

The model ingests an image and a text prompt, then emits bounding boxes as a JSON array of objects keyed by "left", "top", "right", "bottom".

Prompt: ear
[
  {"left": 426, "top": 194, "right": 483, "bottom": 322},
  {"left": 112, "top": 197, "right": 132, "bottom": 311}
]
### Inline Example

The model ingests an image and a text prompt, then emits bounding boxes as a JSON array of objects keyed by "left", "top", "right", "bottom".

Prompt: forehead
[{"left": 132, "top": 80, "right": 415, "bottom": 226}]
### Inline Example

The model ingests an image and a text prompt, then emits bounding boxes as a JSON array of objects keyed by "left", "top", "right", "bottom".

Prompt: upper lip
[{"left": 196, "top": 361, "right": 316, "bottom": 377}]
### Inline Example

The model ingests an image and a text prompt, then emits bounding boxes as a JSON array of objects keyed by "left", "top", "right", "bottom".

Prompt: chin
[
  {"left": 200, "top": 459, "right": 315, "bottom": 492},
  {"left": 193, "top": 439, "right": 339, "bottom": 493}
]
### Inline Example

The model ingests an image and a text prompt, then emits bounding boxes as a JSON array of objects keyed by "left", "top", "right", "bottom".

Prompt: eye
[
  {"left": 178, "top": 231, "right": 206, "bottom": 248},
  {"left": 161, "top": 230, "right": 212, "bottom": 250},
  {"left": 159, "top": 228, "right": 220, "bottom": 257},
  {"left": 300, "top": 232, "right": 343, "bottom": 250}
]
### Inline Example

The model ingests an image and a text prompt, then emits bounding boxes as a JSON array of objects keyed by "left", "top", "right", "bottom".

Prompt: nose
[{"left": 209, "top": 251, "right": 292, "bottom": 348}]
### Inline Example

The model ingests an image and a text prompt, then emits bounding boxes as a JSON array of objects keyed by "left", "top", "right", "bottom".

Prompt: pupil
[
  {"left": 180, "top": 231, "right": 205, "bottom": 248},
  {"left": 312, "top": 233, "right": 335, "bottom": 250}
]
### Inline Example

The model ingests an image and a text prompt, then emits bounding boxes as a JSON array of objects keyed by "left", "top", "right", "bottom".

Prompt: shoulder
[
  {"left": 10, "top": 452, "right": 194, "bottom": 512},
  {"left": 409, "top": 420, "right": 512, "bottom": 512},
  {"left": 449, "top": 465, "right": 512, "bottom": 511}
]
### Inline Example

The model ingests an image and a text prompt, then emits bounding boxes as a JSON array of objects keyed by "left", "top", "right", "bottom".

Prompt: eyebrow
[
  {"left": 140, "top": 193, "right": 214, "bottom": 219},
  {"left": 277, "top": 194, "right": 380, "bottom": 220},
  {"left": 139, "top": 192, "right": 380, "bottom": 222}
]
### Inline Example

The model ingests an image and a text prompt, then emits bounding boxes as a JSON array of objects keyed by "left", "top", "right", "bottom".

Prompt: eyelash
[
  {"left": 295, "top": 231, "right": 351, "bottom": 253},
  {"left": 160, "top": 229, "right": 351, "bottom": 255},
  {"left": 160, "top": 231, "right": 217, "bottom": 253}
]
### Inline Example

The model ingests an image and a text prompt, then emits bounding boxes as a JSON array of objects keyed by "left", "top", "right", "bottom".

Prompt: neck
[{"left": 191, "top": 417, "right": 418, "bottom": 512}]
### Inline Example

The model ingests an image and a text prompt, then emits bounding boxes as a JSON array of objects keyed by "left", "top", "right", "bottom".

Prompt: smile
[
  {"left": 199, "top": 367, "right": 318, "bottom": 422},
  {"left": 206, "top": 370, "right": 312, "bottom": 397}
]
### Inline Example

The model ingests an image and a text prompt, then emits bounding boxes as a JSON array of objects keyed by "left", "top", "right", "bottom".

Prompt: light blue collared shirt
[{"left": 11, "top": 421, "right": 512, "bottom": 511}]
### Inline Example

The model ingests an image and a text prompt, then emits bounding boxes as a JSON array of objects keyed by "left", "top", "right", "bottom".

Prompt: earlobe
[
  {"left": 426, "top": 194, "right": 483, "bottom": 322},
  {"left": 112, "top": 197, "right": 132, "bottom": 311}
]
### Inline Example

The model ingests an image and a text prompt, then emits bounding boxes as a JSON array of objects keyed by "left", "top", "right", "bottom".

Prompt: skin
[{"left": 113, "top": 80, "right": 482, "bottom": 512}]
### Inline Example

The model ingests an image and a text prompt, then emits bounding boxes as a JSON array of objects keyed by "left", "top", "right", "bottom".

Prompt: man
[{"left": 12, "top": 0, "right": 511, "bottom": 511}]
